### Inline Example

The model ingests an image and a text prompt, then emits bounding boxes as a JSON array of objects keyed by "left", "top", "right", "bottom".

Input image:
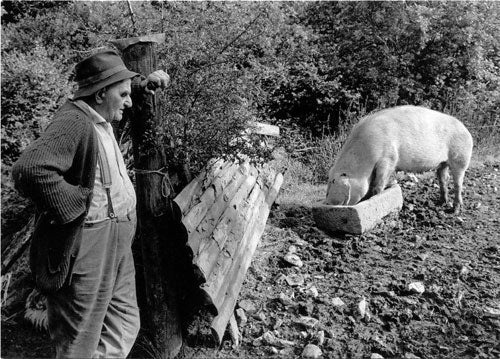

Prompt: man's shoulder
[
  {"left": 49, "top": 100, "right": 95, "bottom": 132},
  {"left": 55, "top": 100, "right": 91, "bottom": 120}
]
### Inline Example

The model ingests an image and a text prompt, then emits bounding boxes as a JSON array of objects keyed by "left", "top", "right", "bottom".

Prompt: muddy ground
[{"left": 2, "top": 159, "right": 499, "bottom": 358}]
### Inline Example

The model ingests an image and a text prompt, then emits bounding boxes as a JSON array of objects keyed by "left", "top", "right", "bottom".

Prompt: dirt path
[{"left": 2, "top": 160, "right": 499, "bottom": 358}]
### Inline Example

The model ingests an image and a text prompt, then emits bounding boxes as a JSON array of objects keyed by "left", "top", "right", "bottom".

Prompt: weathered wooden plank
[
  {"left": 209, "top": 172, "right": 283, "bottom": 343},
  {"left": 209, "top": 171, "right": 282, "bottom": 307},
  {"left": 247, "top": 121, "right": 280, "bottom": 137},
  {"left": 186, "top": 163, "right": 257, "bottom": 254},
  {"left": 194, "top": 172, "right": 260, "bottom": 280},
  {"left": 199, "top": 183, "right": 265, "bottom": 301},
  {"left": 181, "top": 161, "right": 241, "bottom": 240},
  {"left": 175, "top": 158, "right": 227, "bottom": 215}
]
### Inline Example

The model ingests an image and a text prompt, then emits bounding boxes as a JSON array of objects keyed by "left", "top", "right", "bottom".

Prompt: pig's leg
[
  {"left": 436, "top": 162, "right": 449, "bottom": 205},
  {"left": 450, "top": 165, "right": 467, "bottom": 214},
  {"left": 371, "top": 159, "right": 395, "bottom": 195}
]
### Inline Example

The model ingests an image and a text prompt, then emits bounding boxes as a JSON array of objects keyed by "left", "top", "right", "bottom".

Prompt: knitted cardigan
[
  {"left": 12, "top": 100, "right": 100, "bottom": 291},
  {"left": 12, "top": 100, "right": 98, "bottom": 224}
]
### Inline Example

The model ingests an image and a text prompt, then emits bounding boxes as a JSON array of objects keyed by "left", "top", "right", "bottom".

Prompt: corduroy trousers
[{"left": 47, "top": 212, "right": 140, "bottom": 358}]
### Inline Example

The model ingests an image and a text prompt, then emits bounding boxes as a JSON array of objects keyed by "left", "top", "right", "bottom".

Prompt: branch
[{"left": 127, "top": 0, "right": 138, "bottom": 36}]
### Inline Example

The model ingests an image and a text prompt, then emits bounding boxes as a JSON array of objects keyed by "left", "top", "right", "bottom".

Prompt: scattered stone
[
  {"left": 255, "top": 312, "right": 266, "bottom": 321},
  {"left": 306, "top": 285, "right": 319, "bottom": 298},
  {"left": 288, "top": 245, "right": 298, "bottom": 254},
  {"left": 316, "top": 330, "right": 325, "bottom": 346},
  {"left": 459, "top": 266, "right": 470, "bottom": 276},
  {"left": 322, "top": 251, "right": 333, "bottom": 259},
  {"left": 297, "top": 316, "right": 319, "bottom": 329},
  {"left": 286, "top": 274, "right": 305, "bottom": 287},
  {"left": 235, "top": 308, "right": 247, "bottom": 326},
  {"left": 256, "top": 331, "right": 296, "bottom": 348},
  {"left": 275, "top": 274, "right": 288, "bottom": 284},
  {"left": 284, "top": 253, "right": 303, "bottom": 267},
  {"left": 358, "top": 297, "right": 368, "bottom": 318},
  {"left": 270, "top": 347, "right": 279, "bottom": 354},
  {"left": 371, "top": 354, "right": 384, "bottom": 359},
  {"left": 404, "top": 353, "right": 421, "bottom": 359},
  {"left": 331, "top": 297, "right": 345, "bottom": 307},
  {"left": 408, "top": 282, "right": 425, "bottom": 294},
  {"left": 238, "top": 299, "right": 257, "bottom": 314},
  {"left": 302, "top": 344, "right": 322, "bottom": 358},
  {"left": 417, "top": 252, "right": 429, "bottom": 261},
  {"left": 280, "top": 347, "right": 294, "bottom": 356},
  {"left": 278, "top": 292, "right": 294, "bottom": 306},
  {"left": 293, "top": 237, "right": 309, "bottom": 246},
  {"left": 456, "top": 216, "right": 464, "bottom": 224}
]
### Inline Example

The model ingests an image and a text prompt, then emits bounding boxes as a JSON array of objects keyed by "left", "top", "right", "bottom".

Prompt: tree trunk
[{"left": 115, "top": 35, "right": 183, "bottom": 358}]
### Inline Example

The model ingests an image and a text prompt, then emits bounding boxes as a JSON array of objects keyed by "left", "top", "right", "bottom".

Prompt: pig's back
[{"left": 351, "top": 106, "right": 468, "bottom": 172}]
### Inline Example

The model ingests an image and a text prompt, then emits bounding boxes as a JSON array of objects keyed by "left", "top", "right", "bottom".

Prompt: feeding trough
[{"left": 312, "top": 184, "right": 403, "bottom": 234}]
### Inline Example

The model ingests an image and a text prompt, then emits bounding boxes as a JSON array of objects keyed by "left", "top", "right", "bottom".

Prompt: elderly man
[{"left": 12, "top": 49, "right": 169, "bottom": 358}]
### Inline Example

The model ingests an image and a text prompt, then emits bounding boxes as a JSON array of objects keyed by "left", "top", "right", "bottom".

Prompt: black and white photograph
[{"left": 1, "top": 1, "right": 499, "bottom": 358}]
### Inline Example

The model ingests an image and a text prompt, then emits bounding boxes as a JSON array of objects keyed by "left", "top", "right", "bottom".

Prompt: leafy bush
[{"left": 1, "top": 45, "right": 71, "bottom": 165}]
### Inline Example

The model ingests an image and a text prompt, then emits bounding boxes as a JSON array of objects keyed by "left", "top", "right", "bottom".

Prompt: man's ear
[{"left": 95, "top": 88, "right": 107, "bottom": 104}]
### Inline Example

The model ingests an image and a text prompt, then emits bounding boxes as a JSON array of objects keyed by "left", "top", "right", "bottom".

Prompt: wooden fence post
[{"left": 112, "top": 34, "right": 183, "bottom": 358}]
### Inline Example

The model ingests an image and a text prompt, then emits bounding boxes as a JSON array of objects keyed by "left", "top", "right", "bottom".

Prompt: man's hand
[{"left": 141, "top": 70, "right": 170, "bottom": 95}]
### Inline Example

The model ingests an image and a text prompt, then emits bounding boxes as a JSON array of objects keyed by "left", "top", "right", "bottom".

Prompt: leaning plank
[
  {"left": 175, "top": 158, "right": 227, "bottom": 216},
  {"left": 187, "top": 163, "right": 257, "bottom": 254},
  {"left": 199, "top": 170, "right": 280, "bottom": 305},
  {"left": 1, "top": 215, "right": 35, "bottom": 275},
  {"left": 210, "top": 172, "right": 283, "bottom": 343},
  {"left": 195, "top": 174, "right": 261, "bottom": 280},
  {"left": 174, "top": 158, "right": 283, "bottom": 345},
  {"left": 201, "top": 186, "right": 266, "bottom": 305},
  {"left": 180, "top": 161, "right": 242, "bottom": 243}
]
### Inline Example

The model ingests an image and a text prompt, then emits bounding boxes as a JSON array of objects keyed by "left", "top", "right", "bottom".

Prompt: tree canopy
[{"left": 2, "top": 1, "right": 499, "bottom": 171}]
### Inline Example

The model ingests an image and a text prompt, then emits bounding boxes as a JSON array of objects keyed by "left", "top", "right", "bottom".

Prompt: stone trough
[{"left": 312, "top": 184, "right": 403, "bottom": 235}]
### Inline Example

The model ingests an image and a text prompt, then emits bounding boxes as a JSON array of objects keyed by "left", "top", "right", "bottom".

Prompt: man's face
[{"left": 99, "top": 79, "right": 132, "bottom": 122}]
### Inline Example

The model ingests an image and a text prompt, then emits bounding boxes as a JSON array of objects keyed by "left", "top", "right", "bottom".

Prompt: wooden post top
[{"left": 111, "top": 33, "right": 165, "bottom": 51}]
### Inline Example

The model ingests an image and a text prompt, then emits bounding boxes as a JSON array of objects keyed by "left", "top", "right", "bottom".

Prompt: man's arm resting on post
[{"left": 12, "top": 114, "right": 96, "bottom": 225}]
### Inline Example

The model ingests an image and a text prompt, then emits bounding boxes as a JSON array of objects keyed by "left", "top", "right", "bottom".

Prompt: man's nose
[{"left": 125, "top": 96, "right": 132, "bottom": 108}]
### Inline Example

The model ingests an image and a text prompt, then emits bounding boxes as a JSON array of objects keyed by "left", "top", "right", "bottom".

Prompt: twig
[{"left": 127, "top": 0, "right": 138, "bottom": 36}]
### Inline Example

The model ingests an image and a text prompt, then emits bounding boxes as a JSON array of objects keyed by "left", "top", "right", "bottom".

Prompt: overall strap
[{"left": 96, "top": 136, "right": 116, "bottom": 219}]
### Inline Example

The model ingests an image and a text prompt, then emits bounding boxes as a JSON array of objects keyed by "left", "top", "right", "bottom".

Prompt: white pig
[{"left": 325, "top": 105, "right": 473, "bottom": 213}]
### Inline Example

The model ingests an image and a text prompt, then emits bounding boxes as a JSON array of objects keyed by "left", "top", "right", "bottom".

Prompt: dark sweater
[{"left": 12, "top": 100, "right": 98, "bottom": 224}]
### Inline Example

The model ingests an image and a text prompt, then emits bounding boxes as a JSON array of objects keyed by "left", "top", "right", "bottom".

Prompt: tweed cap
[{"left": 73, "top": 50, "right": 138, "bottom": 99}]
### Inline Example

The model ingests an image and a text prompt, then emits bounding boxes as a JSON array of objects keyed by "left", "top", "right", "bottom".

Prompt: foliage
[
  {"left": 1, "top": 1, "right": 499, "bottom": 174},
  {"left": 1, "top": 45, "right": 71, "bottom": 165},
  {"left": 265, "top": 1, "right": 500, "bottom": 138}
]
